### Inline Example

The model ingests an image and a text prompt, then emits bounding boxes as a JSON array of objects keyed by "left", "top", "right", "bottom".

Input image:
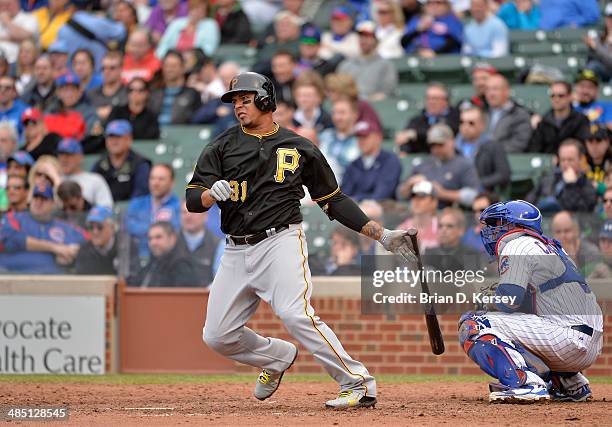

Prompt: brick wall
[{"left": 237, "top": 297, "right": 612, "bottom": 376}]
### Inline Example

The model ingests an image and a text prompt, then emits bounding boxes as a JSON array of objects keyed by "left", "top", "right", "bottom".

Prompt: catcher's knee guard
[{"left": 458, "top": 312, "right": 549, "bottom": 387}]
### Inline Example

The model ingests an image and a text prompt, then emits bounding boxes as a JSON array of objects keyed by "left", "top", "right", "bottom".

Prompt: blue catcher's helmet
[{"left": 480, "top": 200, "right": 543, "bottom": 257}]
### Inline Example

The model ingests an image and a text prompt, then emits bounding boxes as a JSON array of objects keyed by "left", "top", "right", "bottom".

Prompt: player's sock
[{"left": 525, "top": 370, "right": 547, "bottom": 387}]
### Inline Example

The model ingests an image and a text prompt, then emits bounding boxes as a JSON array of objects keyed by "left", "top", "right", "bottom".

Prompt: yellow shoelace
[
  {"left": 338, "top": 390, "right": 353, "bottom": 398},
  {"left": 258, "top": 370, "right": 271, "bottom": 384}
]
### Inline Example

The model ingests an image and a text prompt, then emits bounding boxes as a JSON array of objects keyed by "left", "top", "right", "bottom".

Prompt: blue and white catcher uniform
[{"left": 458, "top": 200, "right": 603, "bottom": 403}]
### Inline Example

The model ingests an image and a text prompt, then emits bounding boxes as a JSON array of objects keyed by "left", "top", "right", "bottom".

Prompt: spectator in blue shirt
[
  {"left": 462, "top": 192, "right": 495, "bottom": 253},
  {"left": 318, "top": 96, "right": 360, "bottom": 180},
  {"left": 341, "top": 120, "right": 402, "bottom": 201},
  {"left": 127, "top": 163, "right": 181, "bottom": 259},
  {"left": 462, "top": 0, "right": 508, "bottom": 58},
  {"left": 401, "top": 0, "right": 463, "bottom": 56},
  {"left": 0, "top": 181, "right": 86, "bottom": 273},
  {"left": 539, "top": 0, "right": 599, "bottom": 31},
  {"left": 55, "top": 0, "right": 126, "bottom": 72},
  {"left": 71, "top": 49, "right": 103, "bottom": 92},
  {"left": 497, "top": 0, "right": 541, "bottom": 30},
  {"left": 0, "top": 76, "right": 28, "bottom": 139},
  {"left": 573, "top": 69, "right": 612, "bottom": 127}
]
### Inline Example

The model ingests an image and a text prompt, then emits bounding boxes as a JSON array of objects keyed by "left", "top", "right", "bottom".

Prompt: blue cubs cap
[
  {"left": 7, "top": 151, "right": 34, "bottom": 166},
  {"left": 86, "top": 206, "right": 113, "bottom": 223},
  {"left": 600, "top": 220, "right": 612, "bottom": 239},
  {"left": 332, "top": 6, "right": 352, "bottom": 19},
  {"left": 105, "top": 119, "right": 132, "bottom": 137},
  {"left": 57, "top": 138, "right": 83, "bottom": 154},
  {"left": 301, "top": 24, "right": 321, "bottom": 44},
  {"left": 56, "top": 73, "right": 81, "bottom": 87},
  {"left": 48, "top": 40, "right": 69, "bottom": 54},
  {"left": 32, "top": 182, "right": 54, "bottom": 200}
]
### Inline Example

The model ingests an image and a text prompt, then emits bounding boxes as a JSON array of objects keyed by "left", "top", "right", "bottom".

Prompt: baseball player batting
[
  {"left": 459, "top": 200, "right": 603, "bottom": 403},
  {"left": 185, "top": 72, "right": 415, "bottom": 409}
]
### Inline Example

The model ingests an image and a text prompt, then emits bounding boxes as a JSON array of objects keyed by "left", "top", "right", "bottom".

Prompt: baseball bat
[{"left": 406, "top": 228, "right": 445, "bottom": 355}]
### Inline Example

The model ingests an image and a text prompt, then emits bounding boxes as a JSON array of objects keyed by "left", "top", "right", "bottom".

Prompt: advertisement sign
[{"left": 0, "top": 296, "right": 105, "bottom": 374}]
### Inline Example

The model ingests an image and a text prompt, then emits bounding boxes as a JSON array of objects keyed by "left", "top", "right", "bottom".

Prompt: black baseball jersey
[{"left": 186, "top": 124, "right": 339, "bottom": 236}]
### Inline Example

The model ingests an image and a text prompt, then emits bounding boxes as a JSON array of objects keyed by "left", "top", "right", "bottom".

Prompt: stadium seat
[
  {"left": 545, "top": 27, "right": 589, "bottom": 44},
  {"left": 513, "top": 41, "right": 563, "bottom": 56},
  {"left": 601, "top": 84, "right": 612, "bottom": 101},
  {"left": 415, "top": 55, "right": 472, "bottom": 84},
  {"left": 161, "top": 125, "right": 214, "bottom": 157},
  {"left": 511, "top": 85, "right": 551, "bottom": 114},
  {"left": 509, "top": 30, "right": 546, "bottom": 48},
  {"left": 158, "top": 126, "right": 215, "bottom": 194},
  {"left": 507, "top": 153, "right": 554, "bottom": 199},
  {"left": 371, "top": 98, "right": 417, "bottom": 136},
  {"left": 300, "top": 204, "right": 333, "bottom": 256},
  {"left": 450, "top": 84, "right": 476, "bottom": 104},
  {"left": 528, "top": 55, "right": 586, "bottom": 81},
  {"left": 396, "top": 83, "right": 428, "bottom": 103},
  {"left": 213, "top": 43, "right": 256, "bottom": 68},
  {"left": 478, "top": 56, "right": 527, "bottom": 81},
  {"left": 132, "top": 139, "right": 175, "bottom": 164},
  {"left": 391, "top": 56, "right": 422, "bottom": 83}
]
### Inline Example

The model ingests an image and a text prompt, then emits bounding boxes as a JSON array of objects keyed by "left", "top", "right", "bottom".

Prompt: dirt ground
[{"left": 2, "top": 381, "right": 612, "bottom": 426}]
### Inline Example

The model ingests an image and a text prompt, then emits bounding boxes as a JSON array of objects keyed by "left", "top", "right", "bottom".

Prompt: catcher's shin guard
[{"left": 458, "top": 312, "right": 549, "bottom": 387}]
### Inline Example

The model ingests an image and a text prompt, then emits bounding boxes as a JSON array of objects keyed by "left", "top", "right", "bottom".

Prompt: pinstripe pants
[
  {"left": 482, "top": 312, "right": 603, "bottom": 373},
  {"left": 202, "top": 224, "right": 376, "bottom": 397}
]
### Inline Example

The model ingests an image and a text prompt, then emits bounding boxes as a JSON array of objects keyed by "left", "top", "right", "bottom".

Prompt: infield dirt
[{"left": 3, "top": 380, "right": 612, "bottom": 426}]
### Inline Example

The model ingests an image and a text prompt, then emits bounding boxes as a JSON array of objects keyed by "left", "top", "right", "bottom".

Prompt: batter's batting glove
[
  {"left": 209, "top": 180, "right": 232, "bottom": 202},
  {"left": 379, "top": 229, "right": 418, "bottom": 264}
]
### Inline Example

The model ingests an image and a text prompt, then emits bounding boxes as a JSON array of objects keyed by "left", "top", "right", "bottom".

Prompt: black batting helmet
[{"left": 221, "top": 72, "right": 276, "bottom": 112}]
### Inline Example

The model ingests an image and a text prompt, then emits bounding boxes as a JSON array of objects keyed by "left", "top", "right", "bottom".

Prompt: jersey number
[
  {"left": 274, "top": 148, "right": 301, "bottom": 183},
  {"left": 229, "top": 180, "right": 247, "bottom": 202}
]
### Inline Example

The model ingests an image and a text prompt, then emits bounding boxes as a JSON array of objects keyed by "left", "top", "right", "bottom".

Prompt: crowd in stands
[{"left": 0, "top": 0, "right": 611, "bottom": 286}]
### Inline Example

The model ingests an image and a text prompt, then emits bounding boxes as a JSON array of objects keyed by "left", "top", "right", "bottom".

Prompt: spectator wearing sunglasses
[
  {"left": 588, "top": 219, "right": 612, "bottom": 279},
  {"left": 106, "top": 78, "right": 159, "bottom": 140},
  {"left": 455, "top": 105, "right": 510, "bottom": 192},
  {"left": 4, "top": 174, "right": 29, "bottom": 214},
  {"left": 21, "top": 107, "right": 61, "bottom": 160},
  {"left": 371, "top": 0, "right": 404, "bottom": 59},
  {"left": 0, "top": 149, "right": 32, "bottom": 211},
  {"left": 6, "top": 150, "right": 34, "bottom": 179},
  {"left": 75, "top": 206, "right": 140, "bottom": 278},
  {"left": 462, "top": 192, "right": 496, "bottom": 254},
  {"left": 585, "top": 123, "right": 612, "bottom": 196},
  {"left": 56, "top": 179, "right": 91, "bottom": 228},
  {"left": 528, "top": 81, "right": 590, "bottom": 154},
  {"left": 0, "top": 75, "right": 28, "bottom": 137}
]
